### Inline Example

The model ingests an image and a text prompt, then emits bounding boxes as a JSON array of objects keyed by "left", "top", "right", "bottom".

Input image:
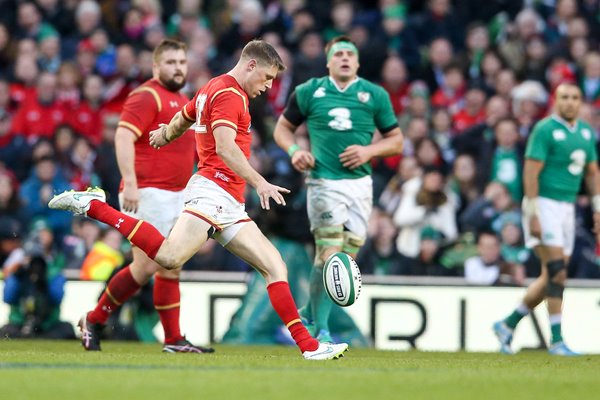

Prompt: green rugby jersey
[
  {"left": 291, "top": 76, "right": 397, "bottom": 180},
  {"left": 525, "top": 115, "right": 598, "bottom": 202}
]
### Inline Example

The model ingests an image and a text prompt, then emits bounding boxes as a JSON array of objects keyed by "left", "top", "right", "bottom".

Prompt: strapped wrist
[
  {"left": 522, "top": 197, "right": 539, "bottom": 218},
  {"left": 162, "top": 126, "right": 171, "bottom": 143},
  {"left": 287, "top": 143, "right": 300, "bottom": 157},
  {"left": 592, "top": 195, "right": 600, "bottom": 213}
]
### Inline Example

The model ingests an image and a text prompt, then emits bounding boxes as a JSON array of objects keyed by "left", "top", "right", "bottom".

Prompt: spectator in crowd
[
  {"left": 453, "top": 95, "right": 510, "bottom": 158},
  {"left": 477, "top": 117, "right": 525, "bottom": 201},
  {"left": 461, "top": 181, "right": 515, "bottom": 234},
  {"left": 420, "top": 36, "right": 453, "bottom": 94},
  {"left": 380, "top": 55, "right": 409, "bottom": 116},
  {"left": 0, "top": 217, "right": 74, "bottom": 339},
  {"left": 0, "top": 23, "right": 17, "bottom": 78},
  {"left": 20, "top": 153, "right": 72, "bottom": 237},
  {"left": 0, "top": 166, "right": 26, "bottom": 224},
  {"left": 464, "top": 231, "right": 523, "bottom": 285},
  {"left": 79, "top": 227, "right": 124, "bottom": 281},
  {"left": 452, "top": 84, "right": 487, "bottom": 134},
  {"left": 457, "top": 22, "right": 490, "bottom": 82},
  {"left": 356, "top": 210, "right": 403, "bottom": 275},
  {"left": 68, "top": 74, "right": 106, "bottom": 146},
  {"left": 393, "top": 166, "right": 457, "bottom": 259},
  {"left": 447, "top": 153, "right": 479, "bottom": 220},
  {"left": 580, "top": 51, "right": 600, "bottom": 106},
  {"left": 10, "top": 71, "right": 66, "bottom": 143},
  {"left": 378, "top": 155, "right": 421, "bottom": 216}
]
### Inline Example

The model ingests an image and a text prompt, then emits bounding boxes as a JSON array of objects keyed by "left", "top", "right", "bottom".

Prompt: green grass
[{"left": 1, "top": 340, "right": 600, "bottom": 400}]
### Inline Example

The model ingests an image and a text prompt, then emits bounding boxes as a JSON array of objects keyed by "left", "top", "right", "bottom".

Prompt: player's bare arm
[
  {"left": 583, "top": 161, "right": 600, "bottom": 235},
  {"left": 273, "top": 115, "right": 315, "bottom": 172},
  {"left": 213, "top": 125, "right": 290, "bottom": 210},
  {"left": 340, "top": 127, "right": 403, "bottom": 170},
  {"left": 523, "top": 158, "right": 544, "bottom": 239},
  {"left": 115, "top": 126, "right": 139, "bottom": 212},
  {"left": 149, "top": 111, "right": 193, "bottom": 149}
]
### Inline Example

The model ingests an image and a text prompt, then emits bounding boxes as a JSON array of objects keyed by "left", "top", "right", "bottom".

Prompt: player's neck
[
  {"left": 227, "top": 67, "right": 245, "bottom": 91},
  {"left": 329, "top": 75, "right": 358, "bottom": 91}
]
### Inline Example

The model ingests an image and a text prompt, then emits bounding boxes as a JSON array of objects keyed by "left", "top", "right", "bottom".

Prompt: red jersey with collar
[
  {"left": 118, "top": 78, "right": 195, "bottom": 192},
  {"left": 182, "top": 74, "right": 251, "bottom": 203}
]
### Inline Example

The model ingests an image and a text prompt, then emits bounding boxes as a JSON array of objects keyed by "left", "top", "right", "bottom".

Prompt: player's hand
[
  {"left": 149, "top": 124, "right": 169, "bottom": 149},
  {"left": 255, "top": 179, "right": 290, "bottom": 210},
  {"left": 291, "top": 150, "right": 315, "bottom": 172},
  {"left": 340, "top": 145, "right": 372, "bottom": 169},
  {"left": 122, "top": 183, "right": 139, "bottom": 213},
  {"left": 529, "top": 215, "right": 542, "bottom": 239},
  {"left": 593, "top": 212, "right": 600, "bottom": 235}
]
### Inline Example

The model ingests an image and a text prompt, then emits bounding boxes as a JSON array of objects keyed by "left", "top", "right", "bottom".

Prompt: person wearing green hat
[{"left": 273, "top": 35, "right": 403, "bottom": 343}]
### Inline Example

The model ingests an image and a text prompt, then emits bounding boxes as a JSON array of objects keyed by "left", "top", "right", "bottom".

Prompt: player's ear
[{"left": 247, "top": 59, "right": 257, "bottom": 71}]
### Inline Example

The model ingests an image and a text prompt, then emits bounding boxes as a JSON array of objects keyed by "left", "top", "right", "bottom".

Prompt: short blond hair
[{"left": 241, "top": 40, "right": 286, "bottom": 72}]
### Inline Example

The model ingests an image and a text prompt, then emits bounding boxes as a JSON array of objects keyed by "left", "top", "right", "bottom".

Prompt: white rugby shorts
[
  {"left": 183, "top": 174, "right": 250, "bottom": 246},
  {"left": 119, "top": 187, "right": 184, "bottom": 237},
  {"left": 306, "top": 175, "right": 372, "bottom": 239},
  {"left": 522, "top": 196, "right": 575, "bottom": 256}
]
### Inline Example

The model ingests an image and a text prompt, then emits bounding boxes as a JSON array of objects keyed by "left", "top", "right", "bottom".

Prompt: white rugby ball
[{"left": 322, "top": 252, "right": 362, "bottom": 307}]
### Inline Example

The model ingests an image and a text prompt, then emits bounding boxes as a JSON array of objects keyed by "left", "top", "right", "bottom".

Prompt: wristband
[
  {"left": 162, "top": 126, "right": 171, "bottom": 143},
  {"left": 522, "top": 197, "right": 539, "bottom": 218},
  {"left": 287, "top": 143, "right": 300, "bottom": 157},
  {"left": 592, "top": 195, "right": 600, "bottom": 213}
]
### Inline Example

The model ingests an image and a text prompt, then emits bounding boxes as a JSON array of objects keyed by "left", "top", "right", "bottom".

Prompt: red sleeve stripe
[
  {"left": 132, "top": 87, "right": 162, "bottom": 112},
  {"left": 211, "top": 119, "right": 237, "bottom": 130},
  {"left": 182, "top": 107, "right": 194, "bottom": 122},
  {"left": 118, "top": 121, "right": 143, "bottom": 137},
  {"left": 210, "top": 88, "right": 247, "bottom": 112}
]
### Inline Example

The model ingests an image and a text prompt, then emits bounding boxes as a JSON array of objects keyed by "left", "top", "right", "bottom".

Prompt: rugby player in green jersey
[
  {"left": 273, "top": 36, "right": 403, "bottom": 343},
  {"left": 493, "top": 83, "right": 600, "bottom": 355}
]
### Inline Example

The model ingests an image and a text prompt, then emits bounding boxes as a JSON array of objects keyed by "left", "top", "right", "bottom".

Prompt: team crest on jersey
[
  {"left": 313, "top": 87, "right": 326, "bottom": 98},
  {"left": 552, "top": 129, "right": 566, "bottom": 141},
  {"left": 582, "top": 128, "right": 592, "bottom": 140},
  {"left": 357, "top": 91, "right": 370, "bottom": 103},
  {"left": 169, "top": 100, "right": 179, "bottom": 108}
]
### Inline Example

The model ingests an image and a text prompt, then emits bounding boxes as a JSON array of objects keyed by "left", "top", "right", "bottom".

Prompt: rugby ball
[{"left": 322, "top": 252, "right": 362, "bottom": 307}]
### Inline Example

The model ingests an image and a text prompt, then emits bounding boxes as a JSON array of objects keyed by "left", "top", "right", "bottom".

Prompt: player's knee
[
  {"left": 342, "top": 231, "right": 365, "bottom": 256},
  {"left": 546, "top": 259, "right": 566, "bottom": 299},
  {"left": 314, "top": 226, "right": 344, "bottom": 264},
  {"left": 155, "top": 253, "right": 184, "bottom": 271}
]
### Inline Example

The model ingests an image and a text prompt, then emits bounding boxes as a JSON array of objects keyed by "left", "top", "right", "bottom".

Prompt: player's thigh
[
  {"left": 524, "top": 197, "right": 567, "bottom": 251},
  {"left": 156, "top": 212, "right": 211, "bottom": 269},
  {"left": 224, "top": 221, "right": 287, "bottom": 283},
  {"left": 306, "top": 178, "right": 350, "bottom": 233},
  {"left": 561, "top": 201, "right": 576, "bottom": 257},
  {"left": 120, "top": 188, "right": 183, "bottom": 237}
]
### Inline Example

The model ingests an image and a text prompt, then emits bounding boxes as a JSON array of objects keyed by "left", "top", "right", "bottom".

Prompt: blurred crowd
[{"left": 2, "top": 0, "right": 600, "bottom": 299}]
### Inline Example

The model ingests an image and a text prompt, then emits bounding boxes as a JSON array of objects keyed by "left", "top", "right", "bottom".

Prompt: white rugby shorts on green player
[
  {"left": 183, "top": 174, "right": 250, "bottom": 246},
  {"left": 119, "top": 187, "right": 184, "bottom": 237},
  {"left": 522, "top": 196, "right": 575, "bottom": 256},
  {"left": 306, "top": 175, "right": 372, "bottom": 239}
]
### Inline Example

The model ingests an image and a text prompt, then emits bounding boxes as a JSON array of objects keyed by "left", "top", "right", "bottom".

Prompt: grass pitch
[{"left": 1, "top": 340, "right": 599, "bottom": 400}]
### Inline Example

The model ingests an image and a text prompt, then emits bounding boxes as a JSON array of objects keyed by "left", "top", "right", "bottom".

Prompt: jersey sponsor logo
[
  {"left": 552, "top": 129, "right": 566, "bottom": 141},
  {"left": 313, "top": 87, "right": 326, "bottom": 98},
  {"left": 328, "top": 107, "right": 352, "bottom": 131},
  {"left": 582, "top": 128, "right": 592, "bottom": 140},
  {"left": 214, "top": 171, "right": 230, "bottom": 182},
  {"left": 357, "top": 91, "right": 370, "bottom": 103},
  {"left": 169, "top": 100, "right": 179, "bottom": 108}
]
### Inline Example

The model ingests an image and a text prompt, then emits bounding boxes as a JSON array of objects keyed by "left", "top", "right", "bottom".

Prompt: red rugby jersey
[
  {"left": 182, "top": 74, "right": 251, "bottom": 203},
  {"left": 118, "top": 78, "right": 195, "bottom": 192}
]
